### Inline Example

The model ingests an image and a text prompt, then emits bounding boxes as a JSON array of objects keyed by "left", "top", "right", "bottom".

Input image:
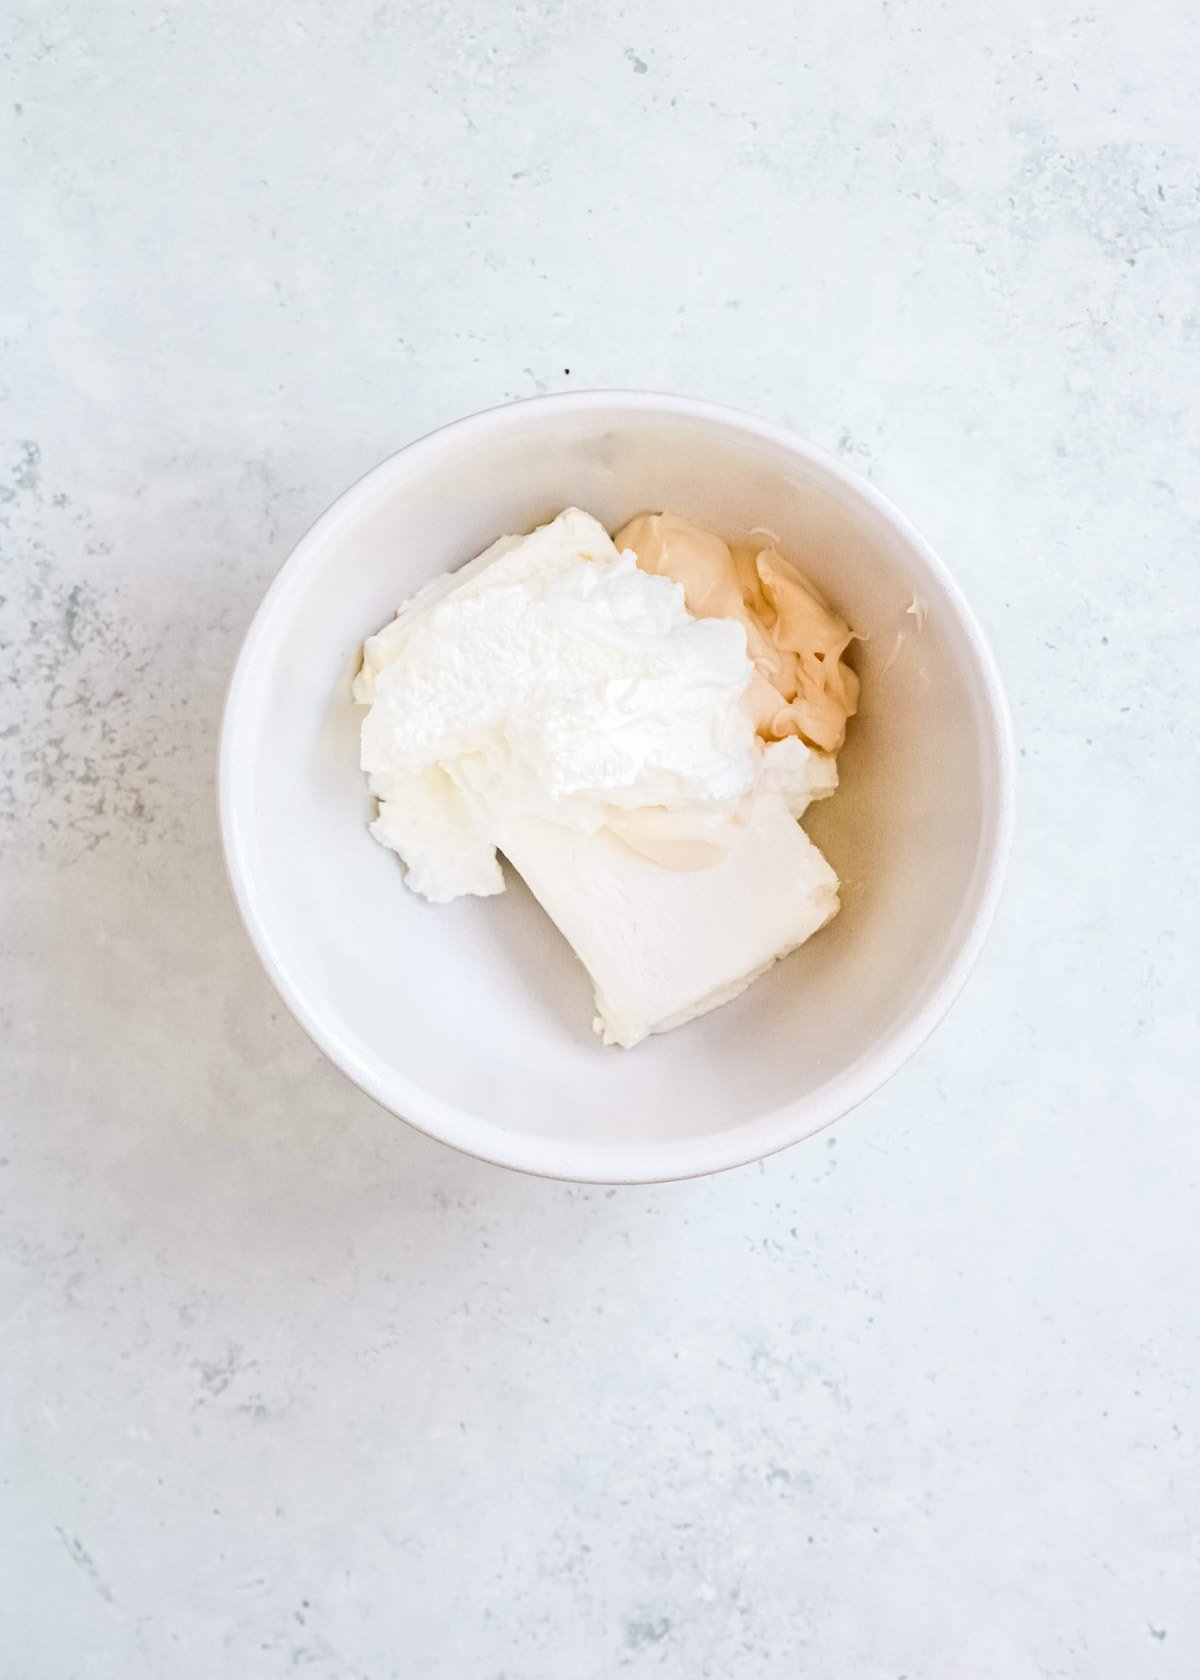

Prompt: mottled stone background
[{"left": 2, "top": 2, "right": 1198, "bottom": 1676}]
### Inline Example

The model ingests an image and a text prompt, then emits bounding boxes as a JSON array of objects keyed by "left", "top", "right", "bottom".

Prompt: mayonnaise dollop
[{"left": 615, "top": 513, "right": 859, "bottom": 753}]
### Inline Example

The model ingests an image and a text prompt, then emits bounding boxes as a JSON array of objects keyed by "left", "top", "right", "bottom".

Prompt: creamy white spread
[
  {"left": 354, "top": 507, "right": 857, "bottom": 1046},
  {"left": 354, "top": 509, "right": 836, "bottom": 901}
]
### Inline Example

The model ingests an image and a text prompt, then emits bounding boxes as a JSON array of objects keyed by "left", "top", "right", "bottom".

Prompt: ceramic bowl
[{"left": 220, "top": 392, "right": 1014, "bottom": 1182}]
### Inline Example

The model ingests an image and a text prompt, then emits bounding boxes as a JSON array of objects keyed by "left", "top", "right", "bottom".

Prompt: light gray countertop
[{"left": 3, "top": 2, "right": 1198, "bottom": 1675}]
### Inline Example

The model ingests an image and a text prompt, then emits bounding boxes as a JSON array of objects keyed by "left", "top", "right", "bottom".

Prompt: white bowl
[{"left": 220, "top": 393, "right": 1014, "bottom": 1183}]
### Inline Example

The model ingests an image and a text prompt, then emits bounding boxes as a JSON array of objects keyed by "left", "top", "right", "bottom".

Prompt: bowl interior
[{"left": 222, "top": 398, "right": 1010, "bottom": 1179}]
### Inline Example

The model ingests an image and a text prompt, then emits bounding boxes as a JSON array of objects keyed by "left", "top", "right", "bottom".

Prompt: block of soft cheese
[{"left": 498, "top": 792, "right": 839, "bottom": 1048}]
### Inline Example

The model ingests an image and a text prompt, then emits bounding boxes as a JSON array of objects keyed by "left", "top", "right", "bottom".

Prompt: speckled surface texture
[{"left": 3, "top": 2, "right": 1198, "bottom": 1675}]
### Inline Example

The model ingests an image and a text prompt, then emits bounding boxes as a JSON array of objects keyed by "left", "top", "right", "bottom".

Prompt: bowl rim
[{"left": 219, "top": 389, "right": 1016, "bottom": 1184}]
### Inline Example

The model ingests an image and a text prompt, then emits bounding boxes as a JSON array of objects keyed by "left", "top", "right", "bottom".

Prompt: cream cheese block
[{"left": 499, "top": 791, "right": 839, "bottom": 1048}]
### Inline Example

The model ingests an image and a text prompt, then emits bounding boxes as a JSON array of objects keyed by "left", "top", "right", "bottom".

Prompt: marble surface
[{"left": 3, "top": 1, "right": 1198, "bottom": 1675}]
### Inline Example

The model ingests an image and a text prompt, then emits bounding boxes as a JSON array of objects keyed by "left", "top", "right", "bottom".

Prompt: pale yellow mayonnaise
[{"left": 615, "top": 513, "right": 859, "bottom": 754}]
